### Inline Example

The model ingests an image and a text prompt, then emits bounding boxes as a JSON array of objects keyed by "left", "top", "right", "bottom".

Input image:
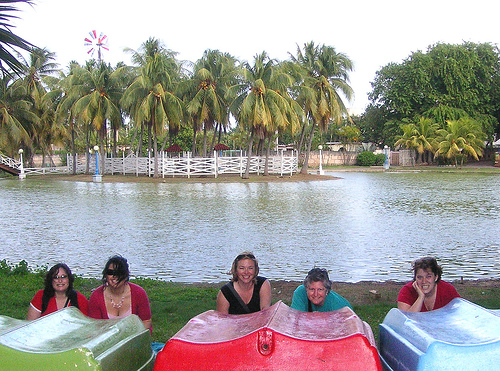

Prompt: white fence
[
  {"left": 0, "top": 153, "right": 21, "bottom": 169},
  {"left": 66, "top": 151, "right": 298, "bottom": 178}
]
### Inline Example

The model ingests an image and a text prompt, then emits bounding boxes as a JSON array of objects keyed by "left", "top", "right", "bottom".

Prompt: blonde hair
[{"left": 230, "top": 252, "right": 259, "bottom": 282}]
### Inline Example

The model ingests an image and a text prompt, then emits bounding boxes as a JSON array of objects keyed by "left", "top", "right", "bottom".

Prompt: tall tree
[
  {"left": 289, "top": 42, "right": 353, "bottom": 174},
  {"left": 71, "top": 61, "right": 125, "bottom": 173},
  {"left": 228, "top": 52, "right": 298, "bottom": 178},
  {"left": 21, "top": 47, "right": 63, "bottom": 166},
  {"left": 179, "top": 49, "right": 238, "bottom": 156},
  {"left": 0, "top": 75, "right": 37, "bottom": 155},
  {"left": 369, "top": 42, "right": 500, "bottom": 141},
  {"left": 121, "top": 38, "right": 182, "bottom": 177}
]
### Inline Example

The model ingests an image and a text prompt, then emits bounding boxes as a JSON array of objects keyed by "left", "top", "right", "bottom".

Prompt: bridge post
[{"left": 18, "top": 149, "right": 25, "bottom": 179}]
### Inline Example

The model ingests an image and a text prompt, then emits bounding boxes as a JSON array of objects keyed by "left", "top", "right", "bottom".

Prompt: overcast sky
[{"left": 11, "top": 0, "right": 500, "bottom": 114}]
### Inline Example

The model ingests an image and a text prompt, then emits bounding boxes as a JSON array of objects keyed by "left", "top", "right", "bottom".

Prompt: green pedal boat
[{"left": 0, "top": 307, "right": 155, "bottom": 370}]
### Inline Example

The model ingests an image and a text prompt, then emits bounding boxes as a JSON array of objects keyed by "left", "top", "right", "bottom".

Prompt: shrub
[
  {"left": 375, "top": 153, "right": 386, "bottom": 166},
  {"left": 356, "top": 151, "right": 376, "bottom": 166}
]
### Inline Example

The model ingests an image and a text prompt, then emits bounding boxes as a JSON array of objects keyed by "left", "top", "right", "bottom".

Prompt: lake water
[{"left": 1, "top": 171, "right": 499, "bottom": 283}]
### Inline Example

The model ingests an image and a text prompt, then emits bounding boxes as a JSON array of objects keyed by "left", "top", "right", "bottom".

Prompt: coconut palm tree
[
  {"left": 434, "top": 118, "right": 485, "bottom": 167},
  {"left": 414, "top": 117, "right": 439, "bottom": 163},
  {"left": 20, "top": 47, "right": 64, "bottom": 166},
  {"left": 70, "top": 61, "right": 125, "bottom": 174},
  {"left": 121, "top": 39, "right": 182, "bottom": 177},
  {"left": 289, "top": 42, "right": 353, "bottom": 174},
  {"left": 0, "top": 75, "right": 37, "bottom": 155},
  {"left": 228, "top": 52, "right": 298, "bottom": 179},
  {"left": 394, "top": 122, "right": 418, "bottom": 166},
  {"left": 180, "top": 49, "right": 238, "bottom": 156},
  {"left": 0, "top": 0, "right": 34, "bottom": 75}
]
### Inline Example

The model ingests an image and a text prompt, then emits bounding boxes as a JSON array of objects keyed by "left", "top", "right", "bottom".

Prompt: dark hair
[
  {"left": 102, "top": 255, "right": 130, "bottom": 285},
  {"left": 43, "top": 263, "right": 74, "bottom": 297},
  {"left": 412, "top": 257, "right": 443, "bottom": 282},
  {"left": 303, "top": 268, "right": 332, "bottom": 293},
  {"left": 230, "top": 252, "right": 259, "bottom": 282}
]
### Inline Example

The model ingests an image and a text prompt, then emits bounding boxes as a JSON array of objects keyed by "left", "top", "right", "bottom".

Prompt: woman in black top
[{"left": 216, "top": 252, "right": 271, "bottom": 314}]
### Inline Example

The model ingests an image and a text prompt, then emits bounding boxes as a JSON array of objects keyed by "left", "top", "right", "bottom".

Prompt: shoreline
[{"left": 12, "top": 172, "right": 339, "bottom": 183}]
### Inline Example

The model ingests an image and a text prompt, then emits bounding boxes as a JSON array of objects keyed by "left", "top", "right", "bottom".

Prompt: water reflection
[{"left": 1, "top": 171, "right": 499, "bottom": 283}]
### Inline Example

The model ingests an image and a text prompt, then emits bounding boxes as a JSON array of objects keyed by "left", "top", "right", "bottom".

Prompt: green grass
[{"left": 1, "top": 261, "right": 499, "bottom": 344}]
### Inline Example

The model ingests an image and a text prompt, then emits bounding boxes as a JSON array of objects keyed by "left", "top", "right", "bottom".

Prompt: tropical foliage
[
  {"left": 1, "top": 2, "right": 498, "bottom": 174},
  {"left": 362, "top": 42, "right": 499, "bottom": 164}
]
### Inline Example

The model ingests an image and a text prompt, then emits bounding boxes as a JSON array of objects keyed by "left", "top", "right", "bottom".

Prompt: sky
[{"left": 10, "top": 0, "right": 500, "bottom": 115}]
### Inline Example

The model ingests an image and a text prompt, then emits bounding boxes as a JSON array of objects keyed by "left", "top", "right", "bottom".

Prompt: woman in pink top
[
  {"left": 397, "top": 256, "right": 460, "bottom": 312},
  {"left": 88, "top": 255, "right": 152, "bottom": 331}
]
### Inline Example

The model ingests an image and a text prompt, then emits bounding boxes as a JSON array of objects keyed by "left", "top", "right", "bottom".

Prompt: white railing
[
  {"left": 66, "top": 151, "right": 298, "bottom": 178},
  {"left": 2, "top": 151, "right": 297, "bottom": 178},
  {"left": 0, "top": 153, "right": 21, "bottom": 169}
]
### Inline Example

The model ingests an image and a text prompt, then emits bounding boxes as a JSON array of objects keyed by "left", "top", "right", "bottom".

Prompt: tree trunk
[
  {"left": 202, "top": 123, "right": 208, "bottom": 157},
  {"left": 192, "top": 129, "right": 198, "bottom": 156},
  {"left": 210, "top": 122, "right": 219, "bottom": 155},
  {"left": 153, "top": 134, "right": 159, "bottom": 178},
  {"left": 71, "top": 120, "right": 76, "bottom": 174},
  {"left": 300, "top": 121, "right": 316, "bottom": 174},
  {"left": 243, "top": 129, "right": 254, "bottom": 179},
  {"left": 297, "top": 122, "right": 308, "bottom": 154},
  {"left": 263, "top": 137, "right": 271, "bottom": 176}
]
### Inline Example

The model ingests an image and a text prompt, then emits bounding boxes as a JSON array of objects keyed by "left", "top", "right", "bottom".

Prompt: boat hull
[
  {"left": 154, "top": 301, "right": 381, "bottom": 371},
  {"left": 379, "top": 298, "right": 500, "bottom": 371},
  {"left": 0, "top": 307, "right": 155, "bottom": 371}
]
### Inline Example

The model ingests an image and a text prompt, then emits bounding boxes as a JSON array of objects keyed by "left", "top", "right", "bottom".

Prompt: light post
[
  {"left": 18, "top": 149, "right": 25, "bottom": 179},
  {"left": 93, "top": 145, "right": 102, "bottom": 182},
  {"left": 318, "top": 145, "right": 324, "bottom": 175},
  {"left": 384, "top": 145, "right": 389, "bottom": 170}
]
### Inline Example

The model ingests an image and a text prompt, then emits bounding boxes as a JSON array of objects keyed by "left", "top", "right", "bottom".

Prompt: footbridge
[{"left": 0, "top": 153, "right": 20, "bottom": 175}]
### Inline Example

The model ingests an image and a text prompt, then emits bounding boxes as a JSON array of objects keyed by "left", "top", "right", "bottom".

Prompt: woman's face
[
  {"left": 52, "top": 267, "right": 69, "bottom": 294},
  {"left": 236, "top": 258, "right": 256, "bottom": 284},
  {"left": 415, "top": 268, "right": 438, "bottom": 295},
  {"left": 306, "top": 281, "right": 327, "bottom": 307},
  {"left": 106, "top": 264, "right": 126, "bottom": 289}
]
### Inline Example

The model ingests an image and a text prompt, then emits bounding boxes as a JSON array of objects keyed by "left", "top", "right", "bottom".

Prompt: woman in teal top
[{"left": 291, "top": 268, "right": 352, "bottom": 312}]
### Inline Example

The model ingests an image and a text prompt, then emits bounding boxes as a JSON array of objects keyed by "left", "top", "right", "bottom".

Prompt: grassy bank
[{"left": 1, "top": 261, "right": 499, "bottom": 344}]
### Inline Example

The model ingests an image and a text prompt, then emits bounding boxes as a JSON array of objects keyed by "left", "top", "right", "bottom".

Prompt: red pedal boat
[{"left": 154, "top": 301, "right": 381, "bottom": 370}]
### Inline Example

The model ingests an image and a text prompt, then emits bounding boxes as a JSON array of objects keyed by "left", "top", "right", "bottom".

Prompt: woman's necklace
[
  {"left": 110, "top": 295, "right": 125, "bottom": 309},
  {"left": 108, "top": 284, "right": 127, "bottom": 309}
]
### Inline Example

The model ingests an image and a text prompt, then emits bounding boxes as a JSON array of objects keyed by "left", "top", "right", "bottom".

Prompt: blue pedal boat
[{"left": 379, "top": 298, "right": 500, "bottom": 371}]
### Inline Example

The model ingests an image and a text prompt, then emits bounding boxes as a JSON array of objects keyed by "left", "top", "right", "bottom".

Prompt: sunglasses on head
[{"left": 236, "top": 253, "right": 255, "bottom": 260}]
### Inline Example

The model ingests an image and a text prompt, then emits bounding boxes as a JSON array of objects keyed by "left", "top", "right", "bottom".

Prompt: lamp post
[
  {"left": 384, "top": 145, "right": 389, "bottom": 170},
  {"left": 318, "top": 145, "right": 324, "bottom": 175},
  {"left": 18, "top": 149, "right": 25, "bottom": 179},
  {"left": 93, "top": 145, "right": 102, "bottom": 182}
]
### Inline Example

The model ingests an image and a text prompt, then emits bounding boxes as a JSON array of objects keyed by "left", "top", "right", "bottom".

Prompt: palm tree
[
  {"left": 20, "top": 47, "right": 64, "bottom": 166},
  {"left": 0, "top": 75, "right": 37, "bottom": 155},
  {"left": 71, "top": 61, "right": 125, "bottom": 174},
  {"left": 414, "top": 117, "right": 439, "bottom": 163},
  {"left": 289, "top": 42, "right": 353, "bottom": 174},
  {"left": 434, "top": 118, "right": 485, "bottom": 167},
  {"left": 121, "top": 38, "right": 182, "bottom": 177},
  {"left": 180, "top": 49, "right": 238, "bottom": 156},
  {"left": 228, "top": 52, "right": 299, "bottom": 179},
  {"left": 0, "top": 0, "right": 34, "bottom": 75}
]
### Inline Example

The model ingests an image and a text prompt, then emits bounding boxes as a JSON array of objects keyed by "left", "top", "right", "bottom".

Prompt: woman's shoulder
[
  {"left": 89, "top": 285, "right": 105, "bottom": 298},
  {"left": 256, "top": 276, "right": 267, "bottom": 284},
  {"left": 75, "top": 291, "right": 88, "bottom": 300},
  {"left": 128, "top": 282, "right": 148, "bottom": 295}
]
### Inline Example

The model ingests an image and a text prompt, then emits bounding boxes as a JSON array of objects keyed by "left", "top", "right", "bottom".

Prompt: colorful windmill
[{"left": 84, "top": 30, "right": 109, "bottom": 61}]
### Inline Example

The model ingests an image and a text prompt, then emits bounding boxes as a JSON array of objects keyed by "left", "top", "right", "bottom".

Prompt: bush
[
  {"left": 356, "top": 151, "right": 376, "bottom": 166},
  {"left": 374, "top": 153, "right": 386, "bottom": 166}
]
